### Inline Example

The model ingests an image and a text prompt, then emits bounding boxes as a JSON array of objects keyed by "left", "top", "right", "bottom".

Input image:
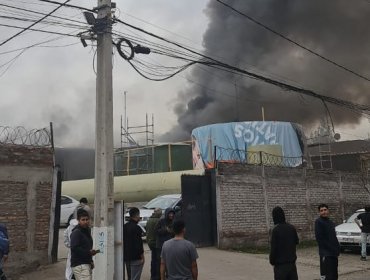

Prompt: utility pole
[{"left": 93, "top": 0, "right": 114, "bottom": 279}]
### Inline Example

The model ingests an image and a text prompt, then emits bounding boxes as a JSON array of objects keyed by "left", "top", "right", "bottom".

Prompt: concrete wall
[
  {"left": 216, "top": 163, "right": 370, "bottom": 249},
  {"left": 0, "top": 144, "right": 53, "bottom": 277}
]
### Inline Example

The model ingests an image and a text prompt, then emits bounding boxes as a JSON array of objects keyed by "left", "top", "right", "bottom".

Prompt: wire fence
[
  {"left": 215, "top": 146, "right": 304, "bottom": 167},
  {"left": 0, "top": 126, "right": 52, "bottom": 147}
]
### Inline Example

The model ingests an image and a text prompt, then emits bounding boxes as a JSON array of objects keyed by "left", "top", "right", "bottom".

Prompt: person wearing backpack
[{"left": 0, "top": 223, "right": 9, "bottom": 280}]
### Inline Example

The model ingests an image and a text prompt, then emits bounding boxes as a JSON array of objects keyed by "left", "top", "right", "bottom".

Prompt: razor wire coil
[
  {"left": 215, "top": 146, "right": 304, "bottom": 167},
  {"left": 0, "top": 126, "right": 51, "bottom": 147}
]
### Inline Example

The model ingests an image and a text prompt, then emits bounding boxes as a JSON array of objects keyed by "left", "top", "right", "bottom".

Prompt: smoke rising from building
[{"left": 161, "top": 0, "right": 370, "bottom": 141}]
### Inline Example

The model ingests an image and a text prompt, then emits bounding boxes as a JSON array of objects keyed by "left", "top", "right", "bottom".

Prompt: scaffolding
[
  {"left": 118, "top": 113, "right": 155, "bottom": 175},
  {"left": 309, "top": 119, "right": 334, "bottom": 170}
]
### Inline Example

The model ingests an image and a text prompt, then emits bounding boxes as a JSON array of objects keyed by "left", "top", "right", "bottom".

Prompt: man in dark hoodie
[
  {"left": 269, "top": 206, "right": 299, "bottom": 280},
  {"left": 155, "top": 208, "right": 175, "bottom": 279},
  {"left": 315, "top": 204, "right": 340, "bottom": 280},
  {"left": 123, "top": 207, "right": 145, "bottom": 280},
  {"left": 146, "top": 208, "right": 162, "bottom": 280},
  {"left": 70, "top": 209, "right": 98, "bottom": 280}
]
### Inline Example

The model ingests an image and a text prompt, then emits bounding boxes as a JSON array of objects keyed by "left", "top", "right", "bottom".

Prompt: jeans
[
  {"left": 126, "top": 259, "right": 144, "bottom": 280},
  {"left": 72, "top": 264, "right": 92, "bottom": 280},
  {"left": 361, "top": 232, "right": 370, "bottom": 258}
]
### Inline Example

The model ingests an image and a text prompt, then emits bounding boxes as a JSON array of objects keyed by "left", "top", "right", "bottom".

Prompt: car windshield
[
  {"left": 347, "top": 212, "right": 363, "bottom": 223},
  {"left": 143, "top": 196, "right": 178, "bottom": 210}
]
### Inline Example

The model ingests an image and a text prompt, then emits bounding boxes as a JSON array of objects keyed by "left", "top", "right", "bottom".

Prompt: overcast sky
[{"left": 1, "top": 0, "right": 369, "bottom": 148}]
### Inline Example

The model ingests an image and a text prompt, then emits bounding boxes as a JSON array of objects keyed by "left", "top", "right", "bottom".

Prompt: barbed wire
[
  {"left": 0, "top": 126, "right": 51, "bottom": 147},
  {"left": 214, "top": 146, "right": 304, "bottom": 167}
]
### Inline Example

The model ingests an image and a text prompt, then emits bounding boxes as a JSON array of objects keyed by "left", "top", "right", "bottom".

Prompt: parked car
[
  {"left": 335, "top": 209, "right": 370, "bottom": 251},
  {"left": 60, "top": 195, "right": 79, "bottom": 226},
  {"left": 124, "top": 194, "right": 182, "bottom": 234}
]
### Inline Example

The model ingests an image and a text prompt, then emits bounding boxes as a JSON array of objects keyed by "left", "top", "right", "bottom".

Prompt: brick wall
[
  {"left": 0, "top": 144, "right": 54, "bottom": 277},
  {"left": 216, "top": 163, "right": 370, "bottom": 249}
]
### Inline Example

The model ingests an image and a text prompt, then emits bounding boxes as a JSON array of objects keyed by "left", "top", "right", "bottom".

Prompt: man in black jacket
[
  {"left": 70, "top": 209, "right": 98, "bottom": 280},
  {"left": 355, "top": 205, "right": 370, "bottom": 261},
  {"left": 315, "top": 204, "right": 340, "bottom": 280},
  {"left": 123, "top": 207, "right": 144, "bottom": 280},
  {"left": 155, "top": 208, "right": 175, "bottom": 279},
  {"left": 269, "top": 206, "right": 299, "bottom": 280}
]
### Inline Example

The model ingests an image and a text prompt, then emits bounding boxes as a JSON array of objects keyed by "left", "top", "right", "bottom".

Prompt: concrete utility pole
[{"left": 93, "top": 0, "right": 114, "bottom": 279}]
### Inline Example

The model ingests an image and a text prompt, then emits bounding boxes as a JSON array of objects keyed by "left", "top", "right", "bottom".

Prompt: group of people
[
  {"left": 123, "top": 207, "right": 198, "bottom": 280},
  {"left": 269, "top": 203, "right": 370, "bottom": 280},
  {"left": 64, "top": 202, "right": 198, "bottom": 280}
]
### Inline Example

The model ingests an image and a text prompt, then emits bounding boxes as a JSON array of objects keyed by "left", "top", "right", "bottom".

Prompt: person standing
[
  {"left": 64, "top": 218, "right": 78, "bottom": 280},
  {"left": 70, "top": 209, "right": 98, "bottom": 280},
  {"left": 123, "top": 207, "right": 144, "bottom": 280},
  {"left": 269, "top": 206, "right": 299, "bottom": 280},
  {"left": 156, "top": 208, "right": 175, "bottom": 249},
  {"left": 160, "top": 219, "right": 198, "bottom": 280},
  {"left": 355, "top": 205, "right": 370, "bottom": 261},
  {"left": 156, "top": 208, "right": 175, "bottom": 278},
  {"left": 0, "top": 223, "right": 9, "bottom": 280},
  {"left": 146, "top": 208, "right": 162, "bottom": 280},
  {"left": 315, "top": 204, "right": 340, "bottom": 280},
  {"left": 73, "top": 198, "right": 93, "bottom": 222}
]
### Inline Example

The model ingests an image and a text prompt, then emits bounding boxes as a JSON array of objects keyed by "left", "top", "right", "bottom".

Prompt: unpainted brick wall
[
  {"left": 0, "top": 144, "right": 53, "bottom": 277},
  {"left": 216, "top": 163, "right": 370, "bottom": 249}
]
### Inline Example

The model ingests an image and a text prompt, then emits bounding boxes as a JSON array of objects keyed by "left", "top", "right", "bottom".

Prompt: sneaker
[{"left": 361, "top": 256, "right": 366, "bottom": 261}]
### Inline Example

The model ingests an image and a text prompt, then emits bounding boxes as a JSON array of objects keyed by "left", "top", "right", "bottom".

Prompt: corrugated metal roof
[{"left": 308, "top": 140, "right": 370, "bottom": 156}]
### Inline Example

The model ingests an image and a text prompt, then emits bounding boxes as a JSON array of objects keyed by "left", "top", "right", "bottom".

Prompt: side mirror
[{"left": 174, "top": 206, "right": 181, "bottom": 212}]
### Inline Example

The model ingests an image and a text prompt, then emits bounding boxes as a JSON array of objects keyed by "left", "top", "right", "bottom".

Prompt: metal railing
[
  {"left": 0, "top": 126, "right": 52, "bottom": 147},
  {"left": 214, "top": 146, "right": 304, "bottom": 167}
]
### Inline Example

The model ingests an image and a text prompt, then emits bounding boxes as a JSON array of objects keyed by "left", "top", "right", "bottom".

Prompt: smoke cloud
[{"left": 162, "top": 0, "right": 370, "bottom": 141}]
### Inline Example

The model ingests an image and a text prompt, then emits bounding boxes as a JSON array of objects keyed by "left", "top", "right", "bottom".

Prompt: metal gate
[{"left": 181, "top": 171, "right": 215, "bottom": 247}]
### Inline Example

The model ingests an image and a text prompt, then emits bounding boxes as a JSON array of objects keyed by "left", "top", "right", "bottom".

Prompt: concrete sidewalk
[
  {"left": 18, "top": 245, "right": 370, "bottom": 280},
  {"left": 16, "top": 230, "right": 370, "bottom": 280}
]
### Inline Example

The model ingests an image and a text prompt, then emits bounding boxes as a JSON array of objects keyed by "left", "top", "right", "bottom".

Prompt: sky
[{"left": 1, "top": 0, "right": 370, "bottom": 148}]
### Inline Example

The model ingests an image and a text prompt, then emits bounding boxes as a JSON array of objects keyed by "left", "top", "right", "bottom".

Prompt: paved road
[{"left": 18, "top": 230, "right": 370, "bottom": 279}]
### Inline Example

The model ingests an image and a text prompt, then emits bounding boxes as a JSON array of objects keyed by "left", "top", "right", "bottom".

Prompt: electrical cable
[
  {"left": 0, "top": 0, "right": 71, "bottom": 47},
  {"left": 0, "top": 23, "right": 81, "bottom": 37},
  {"left": 215, "top": 0, "right": 370, "bottom": 83},
  {"left": 0, "top": 15, "right": 88, "bottom": 30},
  {"left": 0, "top": 3, "right": 88, "bottom": 26},
  {"left": 38, "top": 0, "right": 95, "bottom": 13}
]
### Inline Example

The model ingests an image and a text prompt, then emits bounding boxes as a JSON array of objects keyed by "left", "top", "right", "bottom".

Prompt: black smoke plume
[{"left": 162, "top": 0, "right": 370, "bottom": 141}]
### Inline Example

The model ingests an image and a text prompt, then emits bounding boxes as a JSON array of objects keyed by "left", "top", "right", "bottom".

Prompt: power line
[
  {"left": 215, "top": 0, "right": 370, "bottom": 83},
  {"left": 0, "top": 36, "right": 71, "bottom": 55},
  {"left": 0, "top": 15, "right": 87, "bottom": 30},
  {"left": 0, "top": 23, "right": 80, "bottom": 37},
  {"left": 0, "top": 0, "right": 71, "bottom": 47},
  {"left": 0, "top": 3, "right": 87, "bottom": 26},
  {"left": 38, "top": 0, "right": 95, "bottom": 13}
]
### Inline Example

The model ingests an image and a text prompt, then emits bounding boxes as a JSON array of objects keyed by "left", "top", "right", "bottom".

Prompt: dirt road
[{"left": 17, "top": 230, "right": 370, "bottom": 279}]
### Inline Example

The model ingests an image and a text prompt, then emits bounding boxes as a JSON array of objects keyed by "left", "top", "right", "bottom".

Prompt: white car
[
  {"left": 336, "top": 209, "right": 370, "bottom": 251},
  {"left": 60, "top": 195, "right": 79, "bottom": 226},
  {"left": 124, "top": 194, "right": 182, "bottom": 233}
]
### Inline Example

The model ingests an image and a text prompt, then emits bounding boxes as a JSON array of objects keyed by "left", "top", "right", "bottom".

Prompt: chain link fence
[
  {"left": 0, "top": 126, "right": 52, "bottom": 147},
  {"left": 215, "top": 146, "right": 304, "bottom": 167}
]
